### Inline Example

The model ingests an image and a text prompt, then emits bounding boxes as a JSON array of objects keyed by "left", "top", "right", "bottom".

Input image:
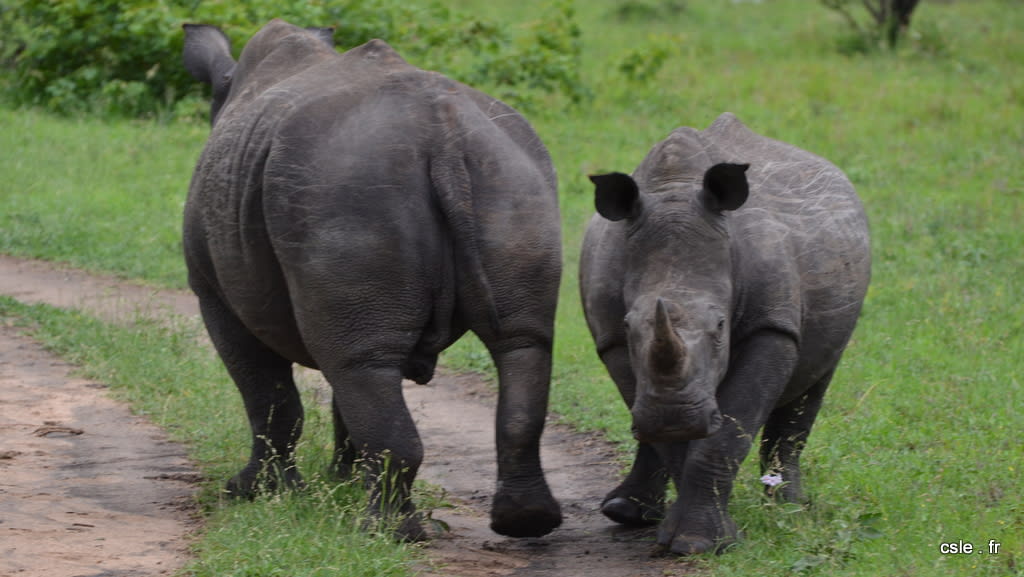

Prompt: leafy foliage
[
  {"left": 617, "top": 33, "right": 680, "bottom": 84},
  {"left": 0, "top": 0, "right": 587, "bottom": 119},
  {"left": 325, "top": 0, "right": 590, "bottom": 109},
  {"left": 0, "top": 0, "right": 188, "bottom": 117},
  {"left": 459, "top": 1, "right": 591, "bottom": 107}
]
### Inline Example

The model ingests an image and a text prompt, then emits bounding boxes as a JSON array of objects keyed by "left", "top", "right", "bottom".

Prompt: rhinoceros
[
  {"left": 579, "top": 113, "right": 870, "bottom": 555},
  {"left": 181, "top": 19, "right": 563, "bottom": 540}
]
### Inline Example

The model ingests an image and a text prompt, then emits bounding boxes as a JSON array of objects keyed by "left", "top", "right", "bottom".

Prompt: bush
[
  {"left": 617, "top": 33, "right": 680, "bottom": 84},
  {"left": 455, "top": 0, "right": 591, "bottom": 107},
  {"left": 1, "top": 0, "right": 189, "bottom": 117},
  {"left": 0, "top": 0, "right": 587, "bottom": 120}
]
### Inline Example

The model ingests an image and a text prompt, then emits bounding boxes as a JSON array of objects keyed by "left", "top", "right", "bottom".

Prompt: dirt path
[
  {"left": 0, "top": 323, "right": 197, "bottom": 576},
  {"left": 0, "top": 255, "right": 695, "bottom": 577}
]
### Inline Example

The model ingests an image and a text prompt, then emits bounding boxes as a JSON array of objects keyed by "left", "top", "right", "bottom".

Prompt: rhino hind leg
[
  {"left": 485, "top": 343, "right": 563, "bottom": 538},
  {"left": 759, "top": 369, "right": 833, "bottom": 504},
  {"left": 323, "top": 363, "right": 426, "bottom": 542},
  {"left": 195, "top": 289, "right": 305, "bottom": 498}
]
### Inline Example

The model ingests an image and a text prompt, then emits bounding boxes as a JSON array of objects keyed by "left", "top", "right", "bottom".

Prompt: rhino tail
[{"left": 429, "top": 144, "right": 503, "bottom": 337}]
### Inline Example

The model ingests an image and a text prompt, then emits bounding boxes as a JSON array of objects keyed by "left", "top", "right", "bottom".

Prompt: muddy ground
[{"left": 0, "top": 255, "right": 699, "bottom": 577}]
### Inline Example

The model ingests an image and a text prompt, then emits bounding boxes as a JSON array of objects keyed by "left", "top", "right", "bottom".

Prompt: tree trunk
[{"left": 877, "top": 0, "right": 920, "bottom": 46}]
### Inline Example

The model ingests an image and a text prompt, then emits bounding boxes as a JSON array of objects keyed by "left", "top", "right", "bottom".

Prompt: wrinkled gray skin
[
  {"left": 580, "top": 113, "right": 870, "bottom": 555},
  {"left": 181, "top": 19, "right": 562, "bottom": 541}
]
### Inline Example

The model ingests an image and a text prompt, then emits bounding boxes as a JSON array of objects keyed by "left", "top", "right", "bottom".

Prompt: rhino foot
[
  {"left": 601, "top": 495, "right": 663, "bottom": 527},
  {"left": 359, "top": 508, "right": 427, "bottom": 542},
  {"left": 396, "top": 514, "right": 428, "bottom": 542},
  {"left": 654, "top": 503, "right": 739, "bottom": 556},
  {"left": 490, "top": 486, "right": 563, "bottom": 538},
  {"left": 653, "top": 533, "right": 737, "bottom": 557},
  {"left": 225, "top": 462, "right": 304, "bottom": 499}
]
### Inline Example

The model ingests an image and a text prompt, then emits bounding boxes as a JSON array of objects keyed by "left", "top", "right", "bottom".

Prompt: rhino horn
[{"left": 650, "top": 298, "right": 686, "bottom": 375}]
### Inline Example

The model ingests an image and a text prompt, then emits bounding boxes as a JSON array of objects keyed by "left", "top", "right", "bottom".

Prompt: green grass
[
  {"left": 0, "top": 298, "right": 418, "bottom": 576},
  {"left": 0, "top": 110, "right": 202, "bottom": 286},
  {"left": 1, "top": 0, "right": 1022, "bottom": 575}
]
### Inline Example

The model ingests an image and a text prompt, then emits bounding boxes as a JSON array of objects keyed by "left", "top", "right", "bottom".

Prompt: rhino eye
[{"left": 714, "top": 318, "right": 727, "bottom": 344}]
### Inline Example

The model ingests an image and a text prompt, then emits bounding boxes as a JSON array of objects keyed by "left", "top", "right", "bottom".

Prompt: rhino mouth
[{"left": 630, "top": 401, "right": 722, "bottom": 443}]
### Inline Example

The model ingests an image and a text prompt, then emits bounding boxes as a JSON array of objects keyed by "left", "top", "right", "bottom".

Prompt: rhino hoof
[
  {"left": 360, "top": 511, "right": 427, "bottom": 543},
  {"left": 395, "top": 514, "right": 428, "bottom": 543},
  {"left": 225, "top": 467, "right": 304, "bottom": 499},
  {"left": 653, "top": 533, "right": 738, "bottom": 557},
  {"left": 601, "top": 496, "right": 661, "bottom": 527},
  {"left": 490, "top": 491, "right": 563, "bottom": 537}
]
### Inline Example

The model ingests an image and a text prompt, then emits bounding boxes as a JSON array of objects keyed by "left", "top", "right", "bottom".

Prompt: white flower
[{"left": 760, "top": 473, "right": 784, "bottom": 487}]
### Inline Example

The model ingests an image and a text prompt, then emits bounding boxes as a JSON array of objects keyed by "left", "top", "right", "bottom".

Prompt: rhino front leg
[
  {"left": 656, "top": 331, "right": 797, "bottom": 555},
  {"left": 759, "top": 369, "right": 832, "bottom": 504},
  {"left": 488, "top": 344, "right": 563, "bottom": 538},
  {"left": 599, "top": 345, "right": 668, "bottom": 526},
  {"left": 603, "top": 442, "right": 669, "bottom": 526}
]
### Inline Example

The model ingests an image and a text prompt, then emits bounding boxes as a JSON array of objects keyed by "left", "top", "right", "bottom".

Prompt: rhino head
[{"left": 589, "top": 139, "right": 750, "bottom": 443}]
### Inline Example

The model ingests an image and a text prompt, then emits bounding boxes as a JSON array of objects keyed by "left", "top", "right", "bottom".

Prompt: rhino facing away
[
  {"left": 580, "top": 113, "right": 870, "bottom": 555},
  {"left": 181, "top": 19, "right": 563, "bottom": 540}
]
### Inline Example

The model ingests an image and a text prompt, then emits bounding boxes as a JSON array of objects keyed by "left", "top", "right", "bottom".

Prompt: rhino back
[
  {"left": 260, "top": 69, "right": 560, "bottom": 354},
  {"left": 703, "top": 112, "right": 830, "bottom": 166},
  {"left": 186, "top": 42, "right": 558, "bottom": 365},
  {"left": 190, "top": 68, "right": 447, "bottom": 364}
]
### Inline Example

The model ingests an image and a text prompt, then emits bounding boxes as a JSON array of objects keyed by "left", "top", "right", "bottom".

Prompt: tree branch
[
  {"left": 821, "top": 0, "right": 866, "bottom": 35},
  {"left": 861, "top": 0, "right": 884, "bottom": 24}
]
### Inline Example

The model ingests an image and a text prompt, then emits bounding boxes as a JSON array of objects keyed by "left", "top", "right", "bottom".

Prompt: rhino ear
[
  {"left": 306, "top": 27, "right": 335, "bottom": 47},
  {"left": 701, "top": 162, "right": 750, "bottom": 212},
  {"left": 650, "top": 298, "right": 686, "bottom": 375},
  {"left": 590, "top": 172, "right": 641, "bottom": 222},
  {"left": 183, "top": 24, "right": 235, "bottom": 86}
]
